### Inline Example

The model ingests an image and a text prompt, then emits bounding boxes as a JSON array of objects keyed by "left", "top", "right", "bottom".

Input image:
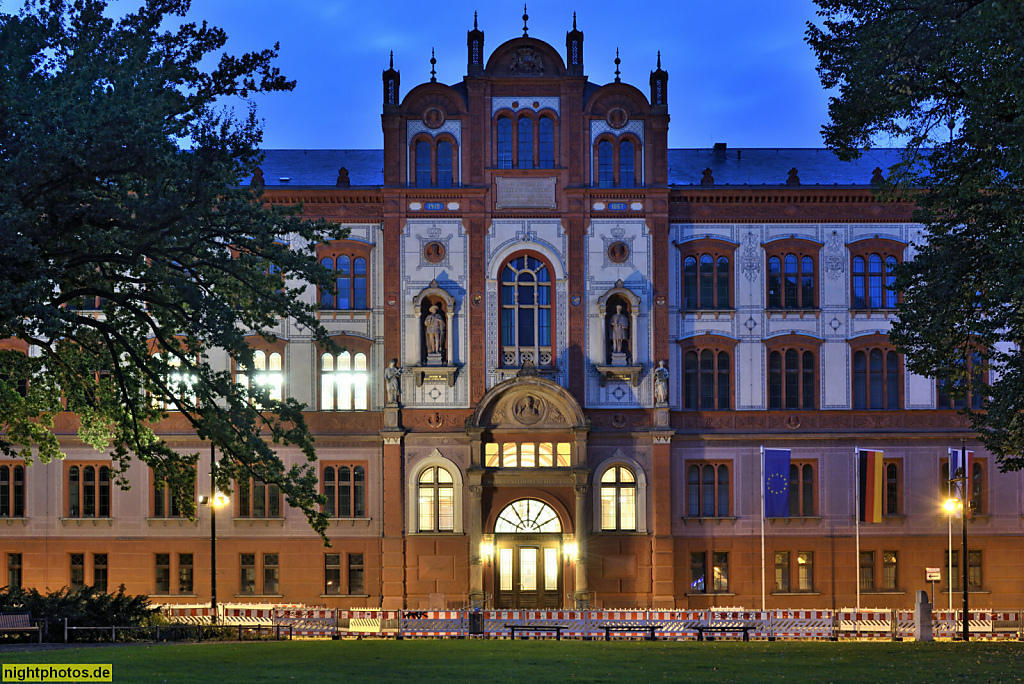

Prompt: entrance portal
[{"left": 493, "top": 499, "right": 563, "bottom": 609}]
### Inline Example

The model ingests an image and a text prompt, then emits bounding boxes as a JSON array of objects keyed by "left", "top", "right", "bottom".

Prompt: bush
[{"left": 0, "top": 584, "right": 157, "bottom": 628}]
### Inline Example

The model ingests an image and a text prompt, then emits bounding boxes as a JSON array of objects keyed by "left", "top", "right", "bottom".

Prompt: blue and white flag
[{"left": 764, "top": 448, "right": 791, "bottom": 518}]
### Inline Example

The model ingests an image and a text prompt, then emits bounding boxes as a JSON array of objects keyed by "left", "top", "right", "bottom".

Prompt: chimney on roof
[{"left": 713, "top": 142, "right": 727, "bottom": 160}]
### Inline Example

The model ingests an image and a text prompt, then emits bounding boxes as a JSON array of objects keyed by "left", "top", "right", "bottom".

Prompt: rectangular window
[
  {"left": 859, "top": 551, "right": 874, "bottom": 591},
  {"left": 690, "top": 552, "right": 706, "bottom": 593},
  {"left": 93, "top": 554, "right": 107, "bottom": 592},
  {"left": 968, "top": 550, "right": 982, "bottom": 590},
  {"left": 712, "top": 552, "right": 729, "bottom": 592},
  {"left": 7, "top": 553, "right": 22, "bottom": 589},
  {"left": 70, "top": 553, "right": 85, "bottom": 590},
  {"left": 882, "top": 551, "right": 897, "bottom": 590},
  {"left": 155, "top": 553, "right": 170, "bottom": 594},
  {"left": 544, "top": 547, "right": 558, "bottom": 591},
  {"left": 264, "top": 554, "right": 279, "bottom": 595},
  {"left": 240, "top": 554, "right": 256, "bottom": 594},
  {"left": 179, "top": 553, "right": 193, "bottom": 594},
  {"left": 797, "top": 552, "right": 813, "bottom": 592},
  {"left": 325, "top": 554, "right": 341, "bottom": 595},
  {"left": 237, "top": 479, "right": 281, "bottom": 518},
  {"left": 348, "top": 553, "right": 364, "bottom": 595},
  {"left": 499, "top": 548, "right": 513, "bottom": 592},
  {"left": 323, "top": 464, "right": 367, "bottom": 518},
  {"left": 774, "top": 551, "right": 790, "bottom": 592}
]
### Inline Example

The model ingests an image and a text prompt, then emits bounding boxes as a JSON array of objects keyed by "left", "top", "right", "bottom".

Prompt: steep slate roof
[{"left": 257, "top": 148, "right": 907, "bottom": 188}]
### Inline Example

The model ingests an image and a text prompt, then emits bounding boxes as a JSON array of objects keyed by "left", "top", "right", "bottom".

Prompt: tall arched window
[
  {"left": 681, "top": 243, "right": 735, "bottom": 310},
  {"left": 67, "top": 464, "right": 110, "bottom": 518},
  {"left": 321, "top": 351, "right": 368, "bottom": 410},
  {"left": 518, "top": 117, "right": 533, "bottom": 169},
  {"left": 538, "top": 117, "right": 555, "bottom": 168},
  {"left": 852, "top": 346, "right": 900, "bottom": 409},
  {"left": 768, "top": 252, "right": 815, "bottom": 309},
  {"left": 501, "top": 255, "right": 552, "bottom": 368},
  {"left": 495, "top": 499, "right": 562, "bottom": 533},
  {"left": 687, "top": 463, "right": 729, "bottom": 517},
  {"left": 619, "top": 140, "right": 635, "bottom": 188},
  {"left": 437, "top": 140, "right": 453, "bottom": 188},
  {"left": 0, "top": 465, "right": 25, "bottom": 518},
  {"left": 683, "top": 348, "right": 730, "bottom": 410},
  {"left": 415, "top": 140, "right": 431, "bottom": 187},
  {"left": 597, "top": 140, "right": 614, "bottom": 187},
  {"left": 323, "top": 464, "right": 366, "bottom": 518},
  {"left": 768, "top": 347, "right": 816, "bottom": 410},
  {"left": 851, "top": 242, "right": 903, "bottom": 309},
  {"left": 496, "top": 116, "right": 513, "bottom": 169},
  {"left": 238, "top": 350, "right": 283, "bottom": 404},
  {"left": 417, "top": 466, "right": 454, "bottom": 532},
  {"left": 320, "top": 254, "right": 368, "bottom": 310},
  {"left": 600, "top": 466, "right": 636, "bottom": 531},
  {"left": 788, "top": 463, "right": 815, "bottom": 516}
]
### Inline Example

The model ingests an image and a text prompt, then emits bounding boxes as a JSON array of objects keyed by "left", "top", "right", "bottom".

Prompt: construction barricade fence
[{"left": 154, "top": 605, "right": 1023, "bottom": 641}]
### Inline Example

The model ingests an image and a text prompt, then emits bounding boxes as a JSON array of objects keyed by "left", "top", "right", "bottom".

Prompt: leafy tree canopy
[
  {"left": 809, "top": 1, "right": 1024, "bottom": 468},
  {"left": 0, "top": 0, "right": 346, "bottom": 537}
]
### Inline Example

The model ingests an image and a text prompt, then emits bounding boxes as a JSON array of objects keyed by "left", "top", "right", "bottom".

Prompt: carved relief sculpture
[
  {"left": 384, "top": 359, "right": 402, "bottom": 407},
  {"left": 653, "top": 360, "right": 669, "bottom": 406}
]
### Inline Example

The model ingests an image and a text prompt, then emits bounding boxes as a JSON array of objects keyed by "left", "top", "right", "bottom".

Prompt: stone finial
[
  {"left": 614, "top": 48, "right": 621, "bottom": 83},
  {"left": 787, "top": 167, "right": 801, "bottom": 186},
  {"left": 430, "top": 48, "right": 437, "bottom": 82},
  {"left": 522, "top": 4, "right": 529, "bottom": 37},
  {"left": 701, "top": 167, "right": 714, "bottom": 187},
  {"left": 336, "top": 167, "right": 350, "bottom": 188},
  {"left": 249, "top": 167, "right": 264, "bottom": 189}
]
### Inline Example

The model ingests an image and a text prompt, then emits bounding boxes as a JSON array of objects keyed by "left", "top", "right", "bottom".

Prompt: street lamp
[
  {"left": 199, "top": 450, "right": 229, "bottom": 625},
  {"left": 944, "top": 471, "right": 969, "bottom": 642}
]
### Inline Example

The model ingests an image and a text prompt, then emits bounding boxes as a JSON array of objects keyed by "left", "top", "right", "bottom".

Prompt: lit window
[
  {"left": 774, "top": 551, "right": 790, "bottom": 592},
  {"left": 238, "top": 350, "right": 283, "bottom": 404},
  {"left": 417, "top": 466, "right": 454, "bottom": 532},
  {"left": 483, "top": 442, "right": 571, "bottom": 468},
  {"left": 882, "top": 550, "right": 898, "bottom": 590},
  {"left": 713, "top": 552, "right": 729, "bottom": 592},
  {"left": 153, "top": 353, "right": 195, "bottom": 410},
  {"left": 494, "top": 499, "right": 561, "bottom": 533},
  {"left": 321, "top": 351, "right": 368, "bottom": 410},
  {"left": 797, "top": 552, "right": 813, "bottom": 591},
  {"left": 600, "top": 466, "right": 636, "bottom": 531}
]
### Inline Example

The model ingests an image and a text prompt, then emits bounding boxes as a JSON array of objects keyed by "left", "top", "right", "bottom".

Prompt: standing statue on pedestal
[
  {"left": 424, "top": 305, "right": 446, "bottom": 361},
  {"left": 384, "top": 359, "right": 402, "bottom": 406},
  {"left": 654, "top": 359, "right": 669, "bottom": 406},
  {"left": 609, "top": 304, "right": 630, "bottom": 363}
]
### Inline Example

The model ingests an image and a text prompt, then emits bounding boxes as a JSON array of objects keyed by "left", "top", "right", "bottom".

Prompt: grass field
[{"left": 2, "top": 639, "right": 1023, "bottom": 683}]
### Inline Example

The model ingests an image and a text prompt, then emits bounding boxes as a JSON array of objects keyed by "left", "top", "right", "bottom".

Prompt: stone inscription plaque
[{"left": 495, "top": 177, "right": 557, "bottom": 210}]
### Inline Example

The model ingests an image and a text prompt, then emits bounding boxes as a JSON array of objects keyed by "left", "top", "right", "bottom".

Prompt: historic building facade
[{"left": 3, "top": 17, "right": 1023, "bottom": 612}]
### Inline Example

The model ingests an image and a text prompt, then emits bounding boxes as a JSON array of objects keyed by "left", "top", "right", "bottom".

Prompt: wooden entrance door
[{"left": 495, "top": 536, "right": 562, "bottom": 609}]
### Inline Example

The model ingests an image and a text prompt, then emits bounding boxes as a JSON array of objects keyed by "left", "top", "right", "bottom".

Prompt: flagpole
[
  {"left": 948, "top": 447, "right": 954, "bottom": 613},
  {"left": 760, "top": 445, "right": 766, "bottom": 612},
  {"left": 855, "top": 446, "right": 860, "bottom": 613}
]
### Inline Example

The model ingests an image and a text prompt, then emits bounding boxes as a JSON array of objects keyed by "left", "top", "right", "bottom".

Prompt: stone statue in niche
[
  {"left": 608, "top": 303, "right": 630, "bottom": 365},
  {"left": 424, "top": 304, "right": 446, "bottom": 364},
  {"left": 653, "top": 360, "right": 669, "bottom": 406},
  {"left": 384, "top": 359, "right": 402, "bottom": 407}
]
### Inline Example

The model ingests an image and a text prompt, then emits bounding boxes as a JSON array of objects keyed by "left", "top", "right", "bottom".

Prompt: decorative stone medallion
[
  {"left": 607, "top": 241, "right": 629, "bottom": 263},
  {"left": 423, "top": 241, "right": 446, "bottom": 263},
  {"left": 423, "top": 107, "right": 445, "bottom": 129},
  {"left": 606, "top": 107, "right": 629, "bottom": 129},
  {"left": 512, "top": 395, "right": 545, "bottom": 425}
]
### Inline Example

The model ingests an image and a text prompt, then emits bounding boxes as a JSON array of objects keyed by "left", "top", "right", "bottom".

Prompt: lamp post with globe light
[
  {"left": 198, "top": 446, "right": 229, "bottom": 625},
  {"left": 943, "top": 472, "right": 969, "bottom": 642}
]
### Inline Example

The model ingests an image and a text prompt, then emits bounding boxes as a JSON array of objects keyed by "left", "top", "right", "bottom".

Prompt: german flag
[{"left": 859, "top": 449, "right": 884, "bottom": 523}]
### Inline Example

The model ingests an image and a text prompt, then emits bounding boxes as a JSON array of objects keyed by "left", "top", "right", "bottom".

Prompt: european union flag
[{"left": 764, "top": 448, "right": 791, "bottom": 518}]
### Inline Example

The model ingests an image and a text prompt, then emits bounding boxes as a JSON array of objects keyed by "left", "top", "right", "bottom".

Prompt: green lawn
[{"left": 2, "top": 640, "right": 1023, "bottom": 683}]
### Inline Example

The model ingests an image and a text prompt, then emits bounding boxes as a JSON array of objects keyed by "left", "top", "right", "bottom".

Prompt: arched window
[
  {"left": 768, "top": 346, "right": 816, "bottom": 410},
  {"left": 320, "top": 253, "right": 368, "bottom": 310},
  {"left": 681, "top": 243, "right": 735, "bottom": 310},
  {"left": 321, "top": 351, "right": 368, "bottom": 410},
  {"left": 850, "top": 242, "right": 903, "bottom": 309},
  {"left": 767, "top": 247, "right": 816, "bottom": 309},
  {"left": 788, "top": 463, "right": 815, "bottom": 516},
  {"left": 496, "top": 116, "right": 513, "bottom": 169},
  {"left": 937, "top": 349, "right": 986, "bottom": 409},
  {"left": 0, "top": 464, "right": 25, "bottom": 518},
  {"left": 417, "top": 466, "right": 454, "bottom": 532},
  {"left": 495, "top": 499, "right": 561, "bottom": 533},
  {"left": 600, "top": 466, "right": 636, "bottom": 531},
  {"left": 683, "top": 348, "right": 731, "bottom": 410},
  {"left": 517, "top": 117, "right": 533, "bottom": 169},
  {"left": 152, "top": 352, "right": 195, "bottom": 410},
  {"left": 687, "top": 463, "right": 729, "bottom": 517},
  {"left": 619, "top": 140, "right": 635, "bottom": 188},
  {"left": 597, "top": 140, "right": 614, "bottom": 188},
  {"left": 238, "top": 350, "right": 283, "bottom": 404},
  {"left": 67, "top": 464, "right": 110, "bottom": 518},
  {"left": 852, "top": 345, "right": 900, "bottom": 409},
  {"left": 437, "top": 140, "right": 454, "bottom": 188},
  {"left": 323, "top": 463, "right": 366, "bottom": 518},
  {"left": 415, "top": 140, "right": 431, "bottom": 187},
  {"left": 538, "top": 117, "right": 555, "bottom": 168},
  {"left": 500, "top": 255, "right": 552, "bottom": 368}
]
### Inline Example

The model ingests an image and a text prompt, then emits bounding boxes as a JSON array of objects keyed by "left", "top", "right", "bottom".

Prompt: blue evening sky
[{"left": 8, "top": 0, "right": 836, "bottom": 150}]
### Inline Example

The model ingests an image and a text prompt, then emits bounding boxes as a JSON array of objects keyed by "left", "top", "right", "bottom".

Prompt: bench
[
  {"left": 598, "top": 622, "right": 665, "bottom": 641},
  {"left": 505, "top": 623, "right": 567, "bottom": 640},
  {"left": 0, "top": 613, "right": 41, "bottom": 643},
  {"left": 695, "top": 621, "right": 757, "bottom": 641}
]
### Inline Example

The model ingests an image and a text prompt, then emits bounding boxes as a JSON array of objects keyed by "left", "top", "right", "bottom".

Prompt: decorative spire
[
  {"left": 573, "top": 11, "right": 576, "bottom": 29},
  {"left": 389, "top": 50, "right": 394, "bottom": 69},
  {"left": 522, "top": 4, "right": 529, "bottom": 37},
  {"left": 474, "top": 11, "right": 478, "bottom": 30},
  {"left": 657, "top": 50, "right": 661, "bottom": 69},
  {"left": 614, "top": 48, "right": 621, "bottom": 83},
  {"left": 430, "top": 48, "right": 436, "bottom": 82}
]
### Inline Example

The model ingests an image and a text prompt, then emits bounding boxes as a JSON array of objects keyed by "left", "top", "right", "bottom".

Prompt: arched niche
[
  {"left": 596, "top": 280, "right": 642, "bottom": 385},
  {"left": 409, "top": 280, "right": 458, "bottom": 386}
]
